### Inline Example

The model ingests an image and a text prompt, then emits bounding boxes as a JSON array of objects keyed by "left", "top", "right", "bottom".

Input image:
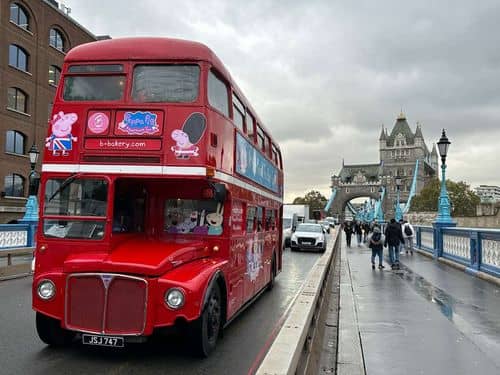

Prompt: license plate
[{"left": 82, "top": 334, "right": 124, "bottom": 347}]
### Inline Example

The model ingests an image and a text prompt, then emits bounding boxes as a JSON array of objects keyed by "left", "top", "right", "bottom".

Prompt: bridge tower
[{"left": 329, "top": 112, "right": 438, "bottom": 221}]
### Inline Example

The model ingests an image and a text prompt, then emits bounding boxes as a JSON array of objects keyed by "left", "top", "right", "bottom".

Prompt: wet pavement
[{"left": 342, "top": 238, "right": 500, "bottom": 375}]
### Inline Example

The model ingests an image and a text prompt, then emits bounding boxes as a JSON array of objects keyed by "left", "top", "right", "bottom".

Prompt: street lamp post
[
  {"left": 433, "top": 129, "right": 456, "bottom": 257},
  {"left": 395, "top": 176, "right": 403, "bottom": 221},
  {"left": 19, "top": 144, "right": 40, "bottom": 247}
]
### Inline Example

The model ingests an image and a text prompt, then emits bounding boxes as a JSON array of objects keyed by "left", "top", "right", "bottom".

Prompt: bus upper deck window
[
  {"left": 132, "top": 65, "right": 200, "bottom": 103},
  {"left": 63, "top": 75, "right": 125, "bottom": 101}
]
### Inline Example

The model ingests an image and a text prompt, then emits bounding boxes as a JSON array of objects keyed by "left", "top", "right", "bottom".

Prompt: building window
[
  {"left": 207, "top": 70, "right": 229, "bottom": 117},
  {"left": 7, "top": 87, "right": 28, "bottom": 113},
  {"left": 48, "top": 101, "right": 53, "bottom": 119},
  {"left": 48, "top": 65, "right": 61, "bottom": 86},
  {"left": 4, "top": 174, "right": 25, "bottom": 197},
  {"left": 49, "top": 28, "right": 65, "bottom": 51},
  {"left": 9, "top": 44, "right": 29, "bottom": 71},
  {"left": 10, "top": 3, "right": 29, "bottom": 30},
  {"left": 5, "top": 130, "right": 26, "bottom": 155}
]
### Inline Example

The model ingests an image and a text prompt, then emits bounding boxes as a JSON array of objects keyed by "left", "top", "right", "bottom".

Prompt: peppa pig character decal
[
  {"left": 45, "top": 112, "right": 78, "bottom": 156},
  {"left": 171, "top": 113, "right": 206, "bottom": 159},
  {"left": 206, "top": 203, "right": 223, "bottom": 235},
  {"left": 246, "top": 234, "right": 263, "bottom": 281}
]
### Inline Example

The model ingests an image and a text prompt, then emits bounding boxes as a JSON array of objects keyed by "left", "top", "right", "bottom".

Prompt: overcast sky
[{"left": 63, "top": 0, "right": 500, "bottom": 203}]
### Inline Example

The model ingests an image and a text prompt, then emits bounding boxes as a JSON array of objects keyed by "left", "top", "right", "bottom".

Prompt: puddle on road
[{"left": 395, "top": 264, "right": 457, "bottom": 319}]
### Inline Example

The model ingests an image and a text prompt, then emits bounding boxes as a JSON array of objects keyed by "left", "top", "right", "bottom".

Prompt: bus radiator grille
[{"left": 66, "top": 274, "right": 147, "bottom": 335}]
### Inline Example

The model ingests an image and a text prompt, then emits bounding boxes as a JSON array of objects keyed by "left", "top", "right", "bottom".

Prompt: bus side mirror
[
  {"left": 213, "top": 183, "right": 227, "bottom": 203},
  {"left": 292, "top": 226, "right": 296, "bottom": 232}
]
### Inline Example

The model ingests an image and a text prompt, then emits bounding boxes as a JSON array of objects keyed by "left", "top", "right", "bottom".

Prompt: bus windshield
[
  {"left": 43, "top": 178, "right": 108, "bottom": 240},
  {"left": 132, "top": 64, "right": 200, "bottom": 103},
  {"left": 63, "top": 75, "right": 125, "bottom": 101}
]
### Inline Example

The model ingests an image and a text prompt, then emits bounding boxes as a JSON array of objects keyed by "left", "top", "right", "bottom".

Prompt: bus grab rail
[{"left": 256, "top": 229, "right": 340, "bottom": 374}]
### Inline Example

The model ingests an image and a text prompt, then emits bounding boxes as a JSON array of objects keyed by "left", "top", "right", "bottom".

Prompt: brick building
[{"left": 0, "top": 0, "right": 97, "bottom": 222}]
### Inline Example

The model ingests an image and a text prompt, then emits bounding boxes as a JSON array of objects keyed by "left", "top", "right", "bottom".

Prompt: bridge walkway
[{"left": 339, "top": 237, "right": 500, "bottom": 375}]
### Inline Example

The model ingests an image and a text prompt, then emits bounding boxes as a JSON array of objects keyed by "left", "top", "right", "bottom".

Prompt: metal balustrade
[
  {"left": 415, "top": 225, "right": 500, "bottom": 278},
  {"left": 0, "top": 223, "right": 37, "bottom": 280}
]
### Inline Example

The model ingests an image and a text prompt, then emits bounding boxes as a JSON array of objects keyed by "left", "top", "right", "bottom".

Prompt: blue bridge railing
[{"left": 415, "top": 225, "right": 500, "bottom": 278}]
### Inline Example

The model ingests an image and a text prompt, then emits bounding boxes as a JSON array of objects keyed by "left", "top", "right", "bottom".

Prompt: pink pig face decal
[
  {"left": 52, "top": 112, "right": 77, "bottom": 137},
  {"left": 171, "top": 129, "right": 190, "bottom": 147},
  {"left": 45, "top": 111, "right": 78, "bottom": 156}
]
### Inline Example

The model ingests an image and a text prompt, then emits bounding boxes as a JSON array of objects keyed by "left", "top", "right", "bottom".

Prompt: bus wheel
[
  {"left": 190, "top": 284, "right": 222, "bottom": 357},
  {"left": 267, "top": 254, "right": 276, "bottom": 291},
  {"left": 36, "top": 312, "right": 75, "bottom": 346}
]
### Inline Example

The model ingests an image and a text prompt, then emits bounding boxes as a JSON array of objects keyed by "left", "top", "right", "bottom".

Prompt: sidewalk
[{"left": 338, "top": 238, "right": 500, "bottom": 375}]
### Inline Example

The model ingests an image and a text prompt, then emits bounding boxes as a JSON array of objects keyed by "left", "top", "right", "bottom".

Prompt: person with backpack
[
  {"left": 384, "top": 218, "right": 404, "bottom": 269},
  {"left": 368, "top": 226, "right": 385, "bottom": 269},
  {"left": 402, "top": 219, "right": 415, "bottom": 255}
]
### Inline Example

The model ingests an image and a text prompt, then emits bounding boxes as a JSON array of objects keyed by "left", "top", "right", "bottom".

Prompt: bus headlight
[
  {"left": 164, "top": 288, "right": 185, "bottom": 309},
  {"left": 37, "top": 279, "right": 56, "bottom": 300}
]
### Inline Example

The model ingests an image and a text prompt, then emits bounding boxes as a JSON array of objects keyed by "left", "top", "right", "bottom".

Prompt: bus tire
[
  {"left": 189, "top": 284, "right": 222, "bottom": 357},
  {"left": 267, "top": 253, "right": 276, "bottom": 291},
  {"left": 36, "top": 312, "right": 75, "bottom": 346}
]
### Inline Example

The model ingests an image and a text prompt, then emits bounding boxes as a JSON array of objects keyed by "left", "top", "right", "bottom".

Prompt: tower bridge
[{"left": 327, "top": 112, "right": 439, "bottom": 221}]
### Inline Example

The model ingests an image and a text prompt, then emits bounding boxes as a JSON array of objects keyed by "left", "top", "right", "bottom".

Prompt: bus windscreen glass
[
  {"left": 63, "top": 75, "right": 125, "bottom": 101},
  {"left": 132, "top": 65, "right": 200, "bottom": 103}
]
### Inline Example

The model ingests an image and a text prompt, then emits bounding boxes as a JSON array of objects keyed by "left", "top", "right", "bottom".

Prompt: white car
[{"left": 290, "top": 223, "right": 327, "bottom": 252}]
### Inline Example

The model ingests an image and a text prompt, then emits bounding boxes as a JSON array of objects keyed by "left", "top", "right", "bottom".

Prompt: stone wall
[{"left": 407, "top": 211, "right": 500, "bottom": 229}]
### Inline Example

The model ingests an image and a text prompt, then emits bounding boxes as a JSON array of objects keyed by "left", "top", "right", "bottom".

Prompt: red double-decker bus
[{"left": 32, "top": 37, "right": 283, "bottom": 356}]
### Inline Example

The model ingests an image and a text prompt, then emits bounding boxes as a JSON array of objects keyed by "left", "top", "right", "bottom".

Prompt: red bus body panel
[{"left": 33, "top": 37, "right": 283, "bottom": 338}]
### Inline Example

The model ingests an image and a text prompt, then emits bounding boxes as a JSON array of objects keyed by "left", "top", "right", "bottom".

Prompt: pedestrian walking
[
  {"left": 384, "top": 218, "right": 404, "bottom": 269},
  {"left": 368, "top": 226, "right": 385, "bottom": 269},
  {"left": 362, "top": 222, "right": 370, "bottom": 243},
  {"left": 343, "top": 221, "right": 354, "bottom": 248},
  {"left": 354, "top": 220, "right": 363, "bottom": 246},
  {"left": 402, "top": 220, "right": 415, "bottom": 255}
]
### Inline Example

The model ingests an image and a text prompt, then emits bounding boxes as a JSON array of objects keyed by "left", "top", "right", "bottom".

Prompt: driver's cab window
[
  {"left": 113, "top": 181, "right": 146, "bottom": 233},
  {"left": 164, "top": 198, "right": 223, "bottom": 235}
]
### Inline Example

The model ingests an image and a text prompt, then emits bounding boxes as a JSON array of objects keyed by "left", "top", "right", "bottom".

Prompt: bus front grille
[{"left": 66, "top": 273, "right": 148, "bottom": 335}]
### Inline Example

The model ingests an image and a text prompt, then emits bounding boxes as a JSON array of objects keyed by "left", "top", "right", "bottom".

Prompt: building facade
[
  {"left": 330, "top": 112, "right": 438, "bottom": 219},
  {"left": 475, "top": 185, "right": 500, "bottom": 203},
  {"left": 0, "top": 0, "right": 96, "bottom": 222}
]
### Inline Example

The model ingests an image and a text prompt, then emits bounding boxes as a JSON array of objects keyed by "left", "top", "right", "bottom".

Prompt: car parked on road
[{"left": 290, "top": 223, "right": 327, "bottom": 252}]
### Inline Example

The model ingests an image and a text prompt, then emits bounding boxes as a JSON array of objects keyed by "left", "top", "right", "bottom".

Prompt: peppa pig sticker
[
  {"left": 45, "top": 111, "right": 78, "bottom": 156},
  {"left": 171, "top": 113, "right": 206, "bottom": 159},
  {"left": 117, "top": 111, "right": 159, "bottom": 135}
]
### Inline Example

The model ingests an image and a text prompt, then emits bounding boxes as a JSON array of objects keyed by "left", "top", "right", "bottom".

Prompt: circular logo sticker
[{"left": 87, "top": 112, "right": 109, "bottom": 134}]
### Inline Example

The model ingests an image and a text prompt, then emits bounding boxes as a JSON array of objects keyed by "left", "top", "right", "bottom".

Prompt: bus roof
[
  {"left": 65, "top": 37, "right": 280, "bottom": 153},
  {"left": 65, "top": 37, "right": 229, "bottom": 75}
]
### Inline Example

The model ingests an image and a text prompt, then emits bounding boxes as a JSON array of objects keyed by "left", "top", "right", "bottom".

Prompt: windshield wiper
[{"left": 48, "top": 173, "right": 80, "bottom": 202}]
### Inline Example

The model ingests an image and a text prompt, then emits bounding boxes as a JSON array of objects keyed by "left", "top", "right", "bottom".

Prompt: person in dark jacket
[
  {"left": 368, "top": 226, "right": 385, "bottom": 269},
  {"left": 343, "top": 221, "right": 353, "bottom": 248},
  {"left": 384, "top": 218, "right": 404, "bottom": 269},
  {"left": 354, "top": 221, "right": 363, "bottom": 246}
]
